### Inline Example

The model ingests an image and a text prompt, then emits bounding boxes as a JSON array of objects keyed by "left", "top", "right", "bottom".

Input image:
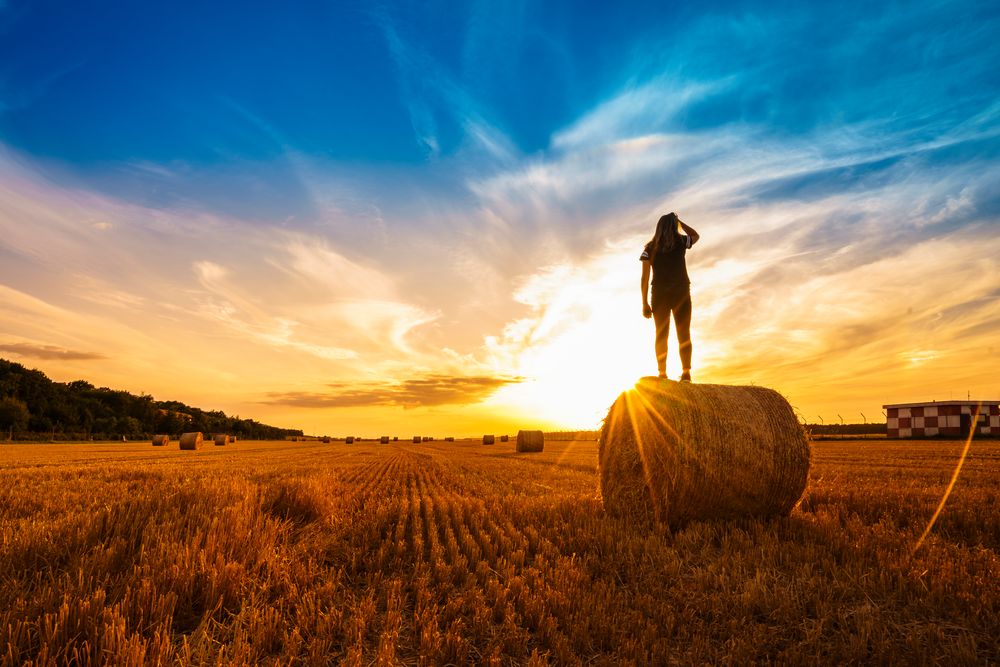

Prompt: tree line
[{"left": 0, "top": 358, "right": 303, "bottom": 441}]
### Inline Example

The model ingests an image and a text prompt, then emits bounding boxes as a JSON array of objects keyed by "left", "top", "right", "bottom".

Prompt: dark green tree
[{"left": 0, "top": 396, "right": 30, "bottom": 440}]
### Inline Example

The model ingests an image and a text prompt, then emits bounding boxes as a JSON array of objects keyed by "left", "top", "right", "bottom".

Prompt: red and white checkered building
[{"left": 883, "top": 401, "right": 1000, "bottom": 438}]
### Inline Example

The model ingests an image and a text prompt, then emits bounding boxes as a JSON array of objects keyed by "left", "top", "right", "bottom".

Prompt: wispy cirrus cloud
[
  {"left": 0, "top": 151, "right": 466, "bottom": 415},
  {"left": 369, "top": 4, "right": 527, "bottom": 165}
]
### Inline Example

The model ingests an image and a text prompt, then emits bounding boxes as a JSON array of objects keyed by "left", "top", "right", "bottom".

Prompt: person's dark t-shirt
[{"left": 641, "top": 236, "right": 692, "bottom": 305}]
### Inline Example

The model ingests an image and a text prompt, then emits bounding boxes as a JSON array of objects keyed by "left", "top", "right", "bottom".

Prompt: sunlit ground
[{"left": 2, "top": 437, "right": 998, "bottom": 663}]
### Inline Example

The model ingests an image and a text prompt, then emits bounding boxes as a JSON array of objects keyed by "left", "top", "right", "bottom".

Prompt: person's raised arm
[
  {"left": 679, "top": 220, "right": 700, "bottom": 246},
  {"left": 641, "top": 260, "right": 652, "bottom": 318}
]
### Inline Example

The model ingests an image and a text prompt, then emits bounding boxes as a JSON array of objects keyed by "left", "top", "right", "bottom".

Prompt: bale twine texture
[
  {"left": 152, "top": 435, "right": 170, "bottom": 447},
  {"left": 214, "top": 434, "right": 230, "bottom": 446},
  {"left": 599, "top": 378, "right": 810, "bottom": 528},
  {"left": 179, "top": 432, "right": 203, "bottom": 450},
  {"left": 380, "top": 436, "right": 390, "bottom": 444},
  {"left": 516, "top": 430, "right": 544, "bottom": 452},
  {"left": 483, "top": 435, "right": 495, "bottom": 445}
]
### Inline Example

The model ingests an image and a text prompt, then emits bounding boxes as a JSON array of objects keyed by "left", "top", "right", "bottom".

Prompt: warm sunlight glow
[{"left": 486, "top": 247, "right": 659, "bottom": 428}]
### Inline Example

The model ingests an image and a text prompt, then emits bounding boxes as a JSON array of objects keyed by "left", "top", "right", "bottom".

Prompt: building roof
[{"left": 882, "top": 400, "right": 1000, "bottom": 409}]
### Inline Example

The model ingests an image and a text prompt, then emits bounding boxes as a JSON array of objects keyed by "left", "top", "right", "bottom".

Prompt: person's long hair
[{"left": 649, "top": 212, "right": 681, "bottom": 255}]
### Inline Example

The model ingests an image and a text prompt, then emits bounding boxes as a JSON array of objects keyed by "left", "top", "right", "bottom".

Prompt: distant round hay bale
[
  {"left": 152, "top": 434, "right": 170, "bottom": 447},
  {"left": 380, "top": 436, "right": 389, "bottom": 444},
  {"left": 214, "top": 434, "right": 230, "bottom": 446},
  {"left": 179, "top": 432, "right": 203, "bottom": 450},
  {"left": 322, "top": 436, "right": 331, "bottom": 443},
  {"left": 413, "top": 436, "right": 421, "bottom": 443},
  {"left": 393, "top": 436, "right": 398, "bottom": 441},
  {"left": 500, "top": 435, "right": 509, "bottom": 442},
  {"left": 599, "top": 378, "right": 810, "bottom": 528},
  {"left": 345, "top": 436, "right": 355, "bottom": 444},
  {"left": 445, "top": 436, "right": 455, "bottom": 442},
  {"left": 231, "top": 436, "right": 238, "bottom": 443},
  {"left": 483, "top": 434, "right": 495, "bottom": 445},
  {"left": 516, "top": 430, "right": 544, "bottom": 452}
]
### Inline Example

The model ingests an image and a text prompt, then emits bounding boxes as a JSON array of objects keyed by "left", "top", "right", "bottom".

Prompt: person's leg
[
  {"left": 651, "top": 304, "right": 671, "bottom": 377},
  {"left": 673, "top": 292, "right": 693, "bottom": 378}
]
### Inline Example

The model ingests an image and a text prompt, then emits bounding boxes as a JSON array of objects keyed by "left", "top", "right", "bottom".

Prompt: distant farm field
[{"left": 2, "top": 438, "right": 998, "bottom": 665}]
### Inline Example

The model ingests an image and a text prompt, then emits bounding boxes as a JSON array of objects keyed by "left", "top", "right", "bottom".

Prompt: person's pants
[{"left": 652, "top": 291, "right": 692, "bottom": 374}]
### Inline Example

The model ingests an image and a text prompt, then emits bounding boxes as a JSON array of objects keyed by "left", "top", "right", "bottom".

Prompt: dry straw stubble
[
  {"left": 599, "top": 378, "right": 810, "bottom": 527},
  {"left": 516, "top": 430, "right": 544, "bottom": 452},
  {"left": 179, "top": 432, "right": 203, "bottom": 450}
]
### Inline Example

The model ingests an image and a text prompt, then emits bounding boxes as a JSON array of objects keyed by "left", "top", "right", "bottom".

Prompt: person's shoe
[{"left": 680, "top": 370, "right": 691, "bottom": 382}]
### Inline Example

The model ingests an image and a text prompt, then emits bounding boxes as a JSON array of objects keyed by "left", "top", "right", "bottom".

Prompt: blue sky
[
  {"left": 1, "top": 0, "right": 999, "bottom": 432},
  {"left": 4, "top": 0, "right": 995, "bottom": 217}
]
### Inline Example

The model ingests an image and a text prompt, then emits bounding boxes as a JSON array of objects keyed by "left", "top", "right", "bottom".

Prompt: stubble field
[{"left": 1, "top": 437, "right": 998, "bottom": 665}]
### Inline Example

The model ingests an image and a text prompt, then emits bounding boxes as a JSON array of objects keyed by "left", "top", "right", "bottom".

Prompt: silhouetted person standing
[{"left": 640, "top": 212, "right": 700, "bottom": 380}]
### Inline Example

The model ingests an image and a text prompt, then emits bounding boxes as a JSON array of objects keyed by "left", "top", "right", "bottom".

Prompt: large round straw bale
[
  {"left": 214, "top": 434, "right": 230, "bottom": 446},
  {"left": 483, "top": 434, "right": 495, "bottom": 445},
  {"left": 179, "top": 432, "right": 203, "bottom": 450},
  {"left": 516, "top": 430, "right": 544, "bottom": 452},
  {"left": 599, "top": 378, "right": 810, "bottom": 528},
  {"left": 380, "top": 436, "right": 389, "bottom": 444},
  {"left": 152, "top": 434, "right": 170, "bottom": 447},
  {"left": 500, "top": 435, "right": 509, "bottom": 442}
]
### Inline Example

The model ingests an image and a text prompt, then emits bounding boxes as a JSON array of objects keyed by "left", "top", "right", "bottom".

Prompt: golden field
[{"left": 1, "top": 437, "right": 998, "bottom": 665}]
